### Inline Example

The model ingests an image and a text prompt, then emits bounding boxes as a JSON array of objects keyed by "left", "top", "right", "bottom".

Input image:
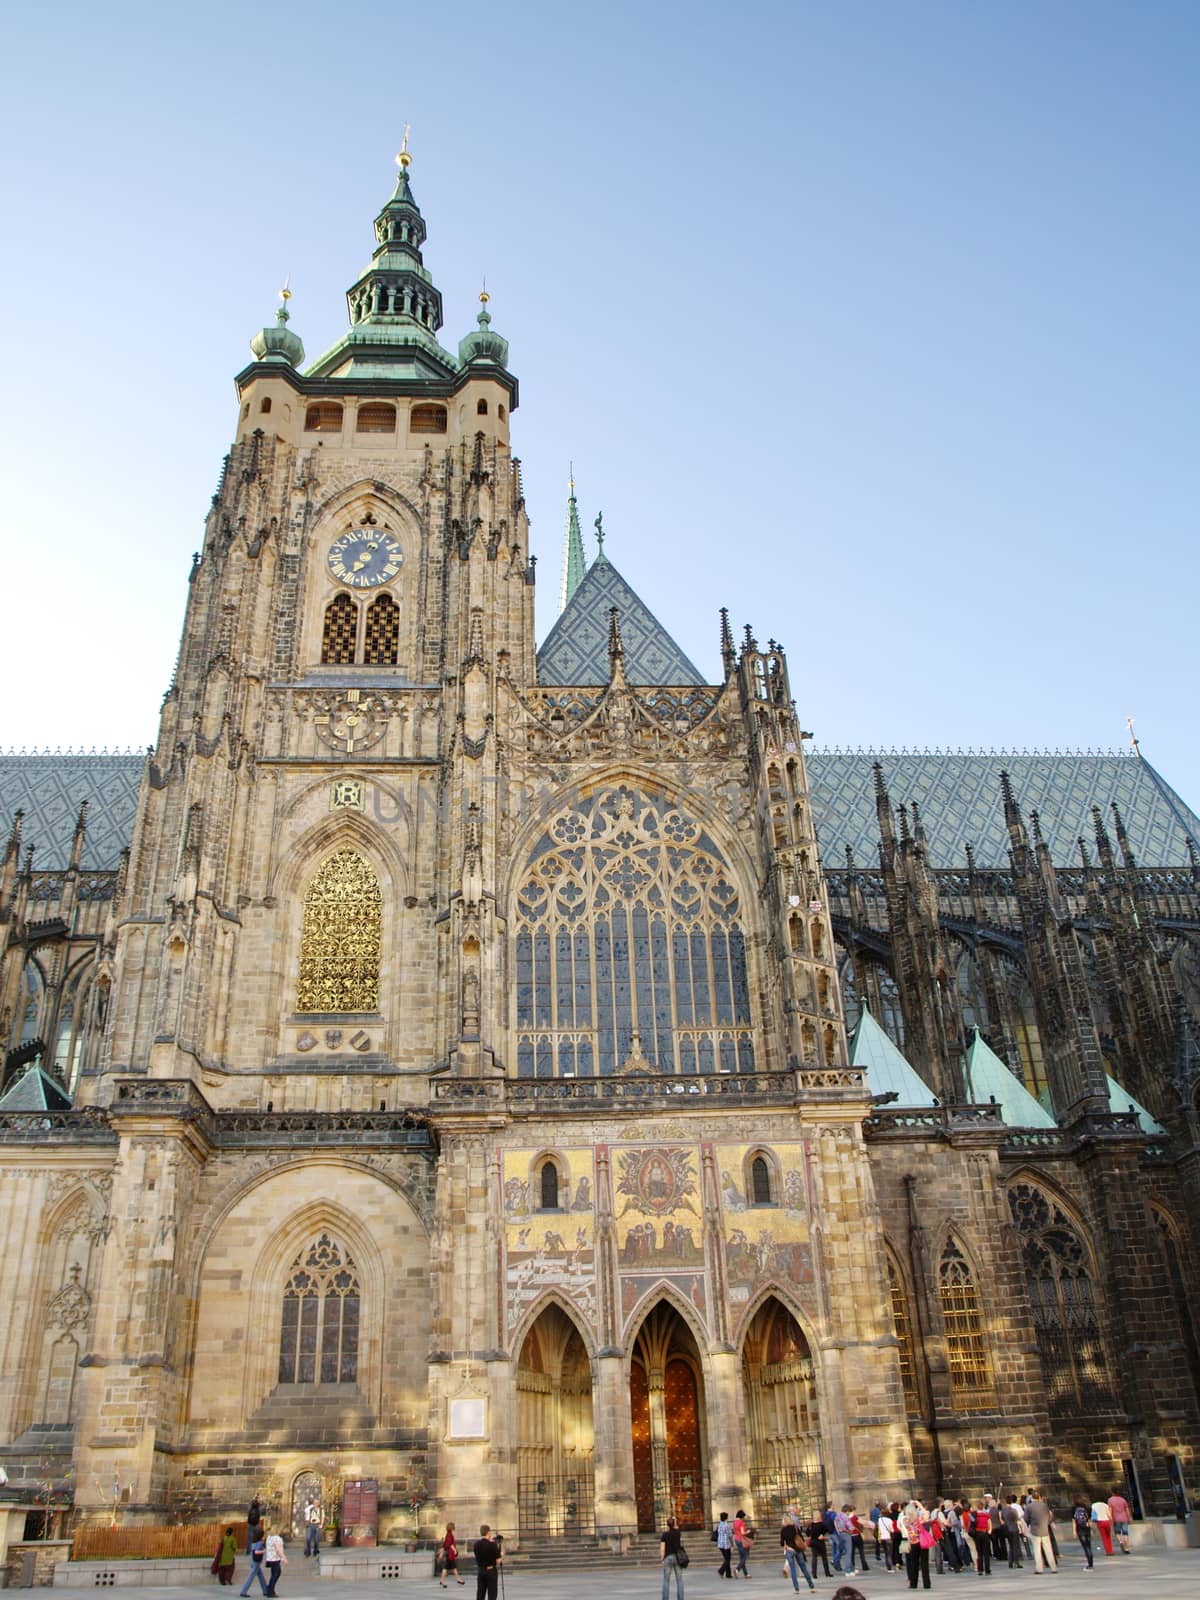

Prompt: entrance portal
[
  {"left": 516, "top": 1305, "right": 595, "bottom": 1537},
  {"left": 741, "top": 1298, "right": 823, "bottom": 1523},
  {"left": 630, "top": 1303, "right": 708, "bottom": 1532}
]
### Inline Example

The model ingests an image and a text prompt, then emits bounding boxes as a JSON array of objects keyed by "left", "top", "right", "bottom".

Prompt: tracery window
[
  {"left": 938, "top": 1240, "right": 995, "bottom": 1408},
  {"left": 1153, "top": 1208, "right": 1200, "bottom": 1402},
  {"left": 278, "top": 1233, "right": 360, "bottom": 1384},
  {"left": 512, "top": 785, "right": 753, "bottom": 1078},
  {"left": 363, "top": 593, "right": 400, "bottom": 665},
  {"left": 1007, "top": 1183, "right": 1113, "bottom": 1413},
  {"left": 321, "top": 593, "right": 357, "bottom": 665},
  {"left": 296, "top": 850, "right": 382, "bottom": 1013},
  {"left": 887, "top": 1255, "right": 920, "bottom": 1414}
]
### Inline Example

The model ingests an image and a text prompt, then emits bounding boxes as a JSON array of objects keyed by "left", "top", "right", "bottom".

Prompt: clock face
[{"left": 327, "top": 529, "right": 403, "bottom": 589}]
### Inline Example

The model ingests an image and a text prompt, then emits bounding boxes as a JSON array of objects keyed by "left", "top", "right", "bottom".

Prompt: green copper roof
[
  {"left": 848, "top": 1006, "right": 937, "bottom": 1106},
  {"left": 0, "top": 1064, "right": 72, "bottom": 1111},
  {"left": 537, "top": 553, "right": 705, "bottom": 686},
  {"left": 1106, "top": 1073, "right": 1165, "bottom": 1135},
  {"left": 558, "top": 481, "right": 586, "bottom": 615},
  {"left": 964, "top": 1029, "right": 1057, "bottom": 1127}
]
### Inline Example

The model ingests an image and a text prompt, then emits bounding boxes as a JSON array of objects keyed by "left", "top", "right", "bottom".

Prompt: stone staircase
[{"left": 505, "top": 1534, "right": 665, "bottom": 1570}]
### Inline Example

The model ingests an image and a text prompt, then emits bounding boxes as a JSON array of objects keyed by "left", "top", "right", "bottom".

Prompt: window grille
[
  {"left": 278, "top": 1233, "right": 360, "bottom": 1384},
  {"left": 321, "top": 594, "right": 357, "bottom": 665},
  {"left": 887, "top": 1256, "right": 920, "bottom": 1414},
  {"left": 1008, "top": 1182, "right": 1114, "bottom": 1412},
  {"left": 363, "top": 594, "right": 400, "bottom": 666},
  {"left": 296, "top": 850, "right": 382, "bottom": 1013},
  {"left": 305, "top": 403, "right": 344, "bottom": 432},
  {"left": 410, "top": 404, "right": 447, "bottom": 434},
  {"left": 938, "top": 1240, "right": 995, "bottom": 1408},
  {"left": 357, "top": 403, "right": 396, "bottom": 434},
  {"left": 512, "top": 785, "right": 754, "bottom": 1078}
]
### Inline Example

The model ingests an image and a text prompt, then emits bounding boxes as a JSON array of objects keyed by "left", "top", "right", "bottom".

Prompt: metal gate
[
  {"left": 749, "top": 1450, "right": 826, "bottom": 1528},
  {"left": 667, "top": 1467, "right": 710, "bottom": 1530},
  {"left": 517, "top": 1463, "right": 595, "bottom": 1538}
]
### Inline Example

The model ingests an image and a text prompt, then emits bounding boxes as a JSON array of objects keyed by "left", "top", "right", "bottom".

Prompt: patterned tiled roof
[
  {"left": 537, "top": 556, "right": 705, "bottom": 687},
  {"left": 0, "top": 752, "right": 143, "bottom": 870},
  {"left": 807, "top": 749, "right": 1200, "bottom": 869}
]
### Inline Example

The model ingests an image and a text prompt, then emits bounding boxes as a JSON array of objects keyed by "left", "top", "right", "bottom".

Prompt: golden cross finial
[
  {"left": 1126, "top": 715, "right": 1139, "bottom": 752},
  {"left": 279, "top": 276, "right": 292, "bottom": 304},
  {"left": 479, "top": 274, "right": 489, "bottom": 304},
  {"left": 396, "top": 125, "right": 412, "bottom": 170}
]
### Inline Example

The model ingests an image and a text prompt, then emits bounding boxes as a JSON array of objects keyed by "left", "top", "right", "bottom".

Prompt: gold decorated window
[
  {"left": 938, "top": 1240, "right": 995, "bottom": 1408},
  {"left": 296, "top": 849, "right": 382, "bottom": 1013},
  {"left": 321, "top": 593, "right": 357, "bottom": 665},
  {"left": 363, "top": 593, "right": 400, "bottom": 665}
]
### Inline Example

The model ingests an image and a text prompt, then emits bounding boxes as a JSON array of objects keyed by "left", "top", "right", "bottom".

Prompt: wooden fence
[{"left": 74, "top": 1522, "right": 249, "bottom": 1561}]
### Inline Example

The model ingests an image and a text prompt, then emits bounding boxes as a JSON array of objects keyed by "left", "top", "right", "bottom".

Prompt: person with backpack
[{"left": 1071, "top": 1498, "right": 1094, "bottom": 1569}]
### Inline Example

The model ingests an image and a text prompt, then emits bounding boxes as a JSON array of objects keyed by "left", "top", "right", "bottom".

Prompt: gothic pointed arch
[
  {"left": 885, "top": 1248, "right": 921, "bottom": 1415},
  {"left": 1150, "top": 1205, "right": 1200, "bottom": 1403},
  {"left": 296, "top": 849, "right": 382, "bottom": 1013},
  {"left": 739, "top": 1293, "right": 823, "bottom": 1526},
  {"left": 937, "top": 1235, "right": 995, "bottom": 1409},
  {"left": 509, "top": 781, "right": 755, "bottom": 1078},
  {"left": 1006, "top": 1178, "right": 1114, "bottom": 1413},
  {"left": 516, "top": 1299, "right": 596, "bottom": 1537},
  {"left": 628, "top": 1295, "right": 709, "bottom": 1531}
]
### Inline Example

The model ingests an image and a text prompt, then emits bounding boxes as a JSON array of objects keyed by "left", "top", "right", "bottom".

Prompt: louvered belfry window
[
  {"left": 363, "top": 593, "right": 400, "bottom": 665},
  {"left": 321, "top": 593, "right": 357, "bottom": 665}
]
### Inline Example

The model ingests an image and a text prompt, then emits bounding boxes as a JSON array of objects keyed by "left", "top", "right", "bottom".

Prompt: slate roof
[
  {"left": 537, "top": 555, "right": 705, "bottom": 687},
  {"left": 807, "top": 748, "right": 1200, "bottom": 869},
  {"left": 0, "top": 1065, "right": 72, "bottom": 1111},
  {"left": 0, "top": 752, "right": 143, "bottom": 870}
]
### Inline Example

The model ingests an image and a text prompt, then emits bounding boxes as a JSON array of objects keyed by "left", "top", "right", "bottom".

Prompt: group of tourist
[{"left": 660, "top": 1487, "right": 1134, "bottom": 1597}]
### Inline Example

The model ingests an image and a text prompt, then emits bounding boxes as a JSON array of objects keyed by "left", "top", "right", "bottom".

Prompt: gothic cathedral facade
[{"left": 1, "top": 157, "right": 1198, "bottom": 1543}]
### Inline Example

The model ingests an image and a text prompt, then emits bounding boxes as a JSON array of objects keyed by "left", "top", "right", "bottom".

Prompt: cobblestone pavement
[{"left": 48, "top": 1545, "right": 1200, "bottom": 1600}]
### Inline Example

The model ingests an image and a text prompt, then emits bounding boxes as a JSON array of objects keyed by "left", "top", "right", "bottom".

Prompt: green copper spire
[
  {"left": 305, "top": 139, "right": 458, "bottom": 381},
  {"left": 558, "top": 467, "right": 586, "bottom": 614}
]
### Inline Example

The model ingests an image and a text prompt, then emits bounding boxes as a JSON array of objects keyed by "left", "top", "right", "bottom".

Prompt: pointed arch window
[
  {"left": 296, "top": 850, "right": 382, "bottom": 1013},
  {"left": 1007, "top": 1183, "right": 1112, "bottom": 1411},
  {"left": 539, "top": 1162, "right": 559, "bottom": 1210},
  {"left": 887, "top": 1255, "right": 920, "bottom": 1415},
  {"left": 750, "top": 1155, "right": 774, "bottom": 1206},
  {"left": 278, "top": 1234, "right": 360, "bottom": 1385},
  {"left": 363, "top": 593, "right": 400, "bottom": 666},
  {"left": 938, "top": 1240, "right": 994, "bottom": 1408},
  {"left": 512, "top": 785, "right": 754, "bottom": 1078},
  {"left": 321, "top": 593, "right": 357, "bottom": 665},
  {"left": 1153, "top": 1208, "right": 1200, "bottom": 1403}
]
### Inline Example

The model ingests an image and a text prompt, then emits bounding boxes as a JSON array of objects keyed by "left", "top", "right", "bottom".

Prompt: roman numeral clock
[{"left": 326, "top": 528, "right": 403, "bottom": 588}]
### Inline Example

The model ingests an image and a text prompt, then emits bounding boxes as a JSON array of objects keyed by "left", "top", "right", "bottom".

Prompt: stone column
[
  {"left": 705, "top": 1349, "right": 750, "bottom": 1514},
  {"left": 592, "top": 1351, "right": 637, "bottom": 1545}
]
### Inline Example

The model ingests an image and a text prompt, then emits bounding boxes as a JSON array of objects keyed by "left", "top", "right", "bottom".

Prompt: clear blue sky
[{"left": 1, "top": 1, "right": 1197, "bottom": 811}]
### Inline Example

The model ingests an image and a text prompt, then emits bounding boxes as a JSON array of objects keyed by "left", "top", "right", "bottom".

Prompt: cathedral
[{"left": 0, "top": 151, "right": 1198, "bottom": 1551}]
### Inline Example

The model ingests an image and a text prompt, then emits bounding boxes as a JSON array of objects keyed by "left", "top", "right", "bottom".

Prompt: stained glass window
[
  {"left": 296, "top": 850, "right": 382, "bottom": 1013},
  {"left": 938, "top": 1240, "right": 995, "bottom": 1408},
  {"left": 278, "top": 1233, "right": 360, "bottom": 1385},
  {"left": 1007, "top": 1183, "right": 1113, "bottom": 1412},
  {"left": 887, "top": 1255, "right": 920, "bottom": 1414},
  {"left": 512, "top": 785, "right": 754, "bottom": 1078}
]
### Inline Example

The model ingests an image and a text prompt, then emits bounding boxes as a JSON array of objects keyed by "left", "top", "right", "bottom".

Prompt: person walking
[
  {"left": 1090, "top": 1496, "right": 1114, "bottom": 1556},
  {"left": 239, "top": 1530, "right": 269, "bottom": 1598},
  {"left": 780, "top": 1515, "right": 815, "bottom": 1593},
  {"left": 901, "top": 1501, "right": 932, "bottom": 1591},
  {"left": 473, "top": 1526, "right": 502, "bottom": 1600},
  {"left": 1026, "top": 1493, "right": 1057, "bottom": 1574},
  {"left": 847, "top": 1507, "right": 870, "bottom": 1574},
  {"left": 215, "top": 1527, "right": 238, "bottom": 1587},
  {"left": 246, "top": 1498, "right": 264, "bottom": 1556},
  {"left": 1001, "top": 1496, "right": 1023, "bottom": 1568},
  {"left": 1071, "top": 1499, "right": 1094, "bottom": 1569},
  {"left": 733, "top": 1510, "right": 753, "bottom": 1578},
  {"left": 263, "top": 1528, "right": 286, "bottom": 1597},
  {"left": 1107, "top": 1489, "right": 1133, "bottom": 1553},
  {"left": 832, "top": 1506, "right": 856, "bottom": 1577},
  {"left": 660, "top": 1514, "right": 686, "bottom": 1600},
  {"left": 715, "top": 1511, "right": 734, "bottom": 1579},
  {"left": 876, "top": 1505, "right": 895, "bottom": 1571},
  {"left": 439, "top": 1523, "right": 464, "bottom": 1587}
]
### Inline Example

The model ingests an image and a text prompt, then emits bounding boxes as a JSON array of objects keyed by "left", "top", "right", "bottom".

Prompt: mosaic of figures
[
  {"left": 503, "top": 1148, "right": 595, "bottom": 1330},
  {"left": 502, "top": 1139, "right": 815, "bottom": 1338}
]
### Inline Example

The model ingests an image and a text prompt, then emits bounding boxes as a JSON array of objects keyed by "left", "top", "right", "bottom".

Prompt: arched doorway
[
  {"left": 741, "top": 1298, "right": 823, "bottom": 1523},
  {"left": 516, "top": 1304, "right": 595, "bottom": 1537},
  {"left": 290, "top": 1470, "right": 322, "bottom": 1541},
  {"left": 630, "top": 1302, "right": 707, "bottom": 1532}
]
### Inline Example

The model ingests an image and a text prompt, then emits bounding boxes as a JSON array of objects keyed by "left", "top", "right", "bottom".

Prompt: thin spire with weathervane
[{"left": 558, "top": 465, "right": 586, "bottom": 614}]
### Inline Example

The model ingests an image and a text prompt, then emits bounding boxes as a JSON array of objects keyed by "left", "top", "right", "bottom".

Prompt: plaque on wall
[
  {"left": 447, "top": 1397, "right": 486, "bottom": 1439},
  {"left": 340, "top": 1478, "right": 378, "bottom": 1547}
]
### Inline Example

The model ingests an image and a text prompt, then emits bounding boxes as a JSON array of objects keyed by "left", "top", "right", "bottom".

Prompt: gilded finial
[{"left": 396, "top": 125, "right": 412, "bottom": 170}]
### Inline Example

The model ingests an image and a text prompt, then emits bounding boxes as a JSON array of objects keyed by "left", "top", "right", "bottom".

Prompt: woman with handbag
[
  {"left": 660, "top": 1515, "right": 687, "bottom": 1600},
  {"left": 779, "top": 1515, "right": 815, "bottom": 1593},
  {"left": 438, "top": 1522, "right": 464, "bottom": 1587}
]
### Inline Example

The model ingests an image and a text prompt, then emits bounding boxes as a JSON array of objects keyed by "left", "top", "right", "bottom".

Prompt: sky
[{"left": 1, "top": 1, "right": 1197, "bottom": 809}]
